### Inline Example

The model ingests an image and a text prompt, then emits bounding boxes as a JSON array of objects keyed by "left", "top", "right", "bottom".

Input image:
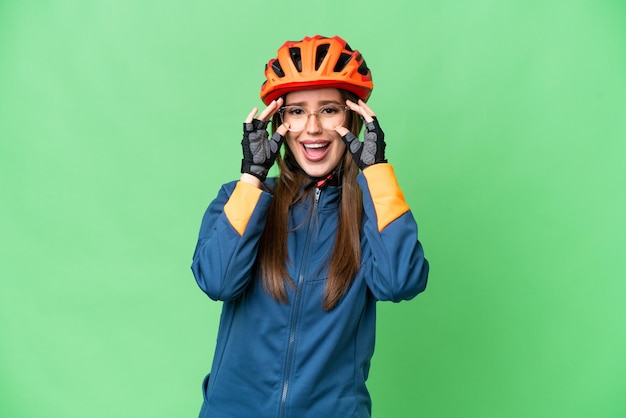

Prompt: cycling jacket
[{"left": 191, "top": 164, "right": 429, "bottom": 418}]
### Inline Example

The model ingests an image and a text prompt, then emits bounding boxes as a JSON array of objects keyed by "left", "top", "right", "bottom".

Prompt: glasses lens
[
  {"left": 318, "top": 105, "right": 347, "bottom": 131},
  {"left": 280, "top": 106, "right": 306, "bottom": 132}
]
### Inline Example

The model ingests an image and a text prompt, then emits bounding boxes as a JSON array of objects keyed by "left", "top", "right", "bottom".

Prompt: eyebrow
[{"left": 284, "top": 99, "right": 343, "bottom": 107}]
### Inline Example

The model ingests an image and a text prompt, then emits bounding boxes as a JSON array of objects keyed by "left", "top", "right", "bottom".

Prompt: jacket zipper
[{"left": 278, "top": 187, "right": 321, "bottom": 418}]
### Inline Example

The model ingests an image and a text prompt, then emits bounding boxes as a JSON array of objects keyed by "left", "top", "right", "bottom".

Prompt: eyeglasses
[{"left": 278, "top": 104, "right": 350, "bottom": 132}]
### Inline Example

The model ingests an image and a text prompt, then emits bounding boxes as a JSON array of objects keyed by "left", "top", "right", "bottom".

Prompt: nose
[{"left": 305, "top": 111, "right": 323, "bottom": 133}]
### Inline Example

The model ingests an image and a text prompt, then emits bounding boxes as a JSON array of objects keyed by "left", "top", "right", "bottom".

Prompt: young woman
[{"left": 191, "top": 35, "right": 429, "bottom": 418}]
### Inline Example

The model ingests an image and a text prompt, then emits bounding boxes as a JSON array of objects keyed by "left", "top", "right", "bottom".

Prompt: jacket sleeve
[
  {"left": 358, "top": 164, "right": 429, "bottom": 302},
  {"left": 191, "top": 181, "right": 272, "bottom": 301}
]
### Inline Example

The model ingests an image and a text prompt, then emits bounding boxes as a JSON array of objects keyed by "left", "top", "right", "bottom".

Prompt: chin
[
  {"left": 301, "top": 165, "right": 333, "bottom": 179},
  {"left": 295, "top": 154, "right": 343, "bottom": 179}
]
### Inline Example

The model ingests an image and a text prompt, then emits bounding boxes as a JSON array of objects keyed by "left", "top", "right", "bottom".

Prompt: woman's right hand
[{"left": 240, "top": 98, "right": 290, "bottom": 183}]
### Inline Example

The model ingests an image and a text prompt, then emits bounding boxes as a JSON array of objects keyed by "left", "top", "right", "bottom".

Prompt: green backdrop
[{"left": 1, "top": 1, "right": 624, "bottom": 417}]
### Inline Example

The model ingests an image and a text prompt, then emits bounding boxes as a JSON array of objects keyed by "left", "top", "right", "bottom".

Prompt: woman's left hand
[{"left": 335, "top": 99, "right": 387, "bottom": 170}]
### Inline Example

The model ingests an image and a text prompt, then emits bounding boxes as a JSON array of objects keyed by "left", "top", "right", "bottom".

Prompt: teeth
[{"left": 304, "top": 143, "right": 327, "bottom": 149}]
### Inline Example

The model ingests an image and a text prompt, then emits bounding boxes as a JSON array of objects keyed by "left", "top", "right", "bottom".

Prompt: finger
[
  {"left": 357, "top": 99, "right": 376, "bottom": 118},
  {"left": 256, "top": 101, "right": 276, "bottom": 121},
  {"left": 245, "top": 107, "right": 259, "bottom": 124},
  {"left": 257, "top": 97, "right": 284, "bottom": 121},
  {"left": 334, "top": 125, "right": 350, "bottom": 137},
  {"left": 345, "top": 99, "right": 374, "bottom": 123},
  {"left": 275, "top": 122, "right": 290, "bottom": 137}
]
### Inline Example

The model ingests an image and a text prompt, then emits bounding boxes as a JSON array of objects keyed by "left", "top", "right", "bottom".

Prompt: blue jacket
[{"left": 192, "top": 164, "right": 429, "bottom": 418}]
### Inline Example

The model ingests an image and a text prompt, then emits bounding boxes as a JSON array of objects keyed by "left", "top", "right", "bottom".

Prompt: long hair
[{"left": 257, "top": 90, "right": 364, "bottom": 311}]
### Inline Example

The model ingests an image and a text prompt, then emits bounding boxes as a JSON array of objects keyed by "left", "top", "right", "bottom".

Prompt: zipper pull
[{"left": 314, "top": 187, "right": 321, "bottom": 204}]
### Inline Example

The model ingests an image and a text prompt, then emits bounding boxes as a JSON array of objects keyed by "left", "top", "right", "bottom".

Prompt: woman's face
[{"left": 283, "top": 88, "right": 347, "bottom": 179}]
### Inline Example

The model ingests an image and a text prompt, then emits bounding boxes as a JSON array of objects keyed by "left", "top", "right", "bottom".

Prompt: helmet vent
[
  {"left": 358, "top": 60, "right": 369, "bottom": 76},
  {"left": 289, "top": 47, "right": 302, "bottom": 72},
  {"left": 315, "top": 44, "right": 330, "bottom": 70},
  {"left": 333, "top": 53, "right": 353, "bottom": 72},
  {"left": 271, "top": 60, "right": 285, "bottom": 77}
]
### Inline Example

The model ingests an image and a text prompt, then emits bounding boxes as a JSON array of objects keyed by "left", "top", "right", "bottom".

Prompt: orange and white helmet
[{"left": 260, "top": 35, "right": 374, "bottom": 105}]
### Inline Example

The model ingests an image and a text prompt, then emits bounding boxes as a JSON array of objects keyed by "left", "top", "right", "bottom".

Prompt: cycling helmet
[{"left": 260, "top": 35, "right": 374, "bottom": 105}]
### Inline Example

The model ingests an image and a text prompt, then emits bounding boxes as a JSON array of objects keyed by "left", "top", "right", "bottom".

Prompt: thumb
[
  {"left": 334, "top": 126, "right": 350, "bottom": 137},
  {"left": 269, "top": 131, "right": 284, "bottom": 154},
  {"left": 276, "top": 122, "right": 290, "bottom": 137}
]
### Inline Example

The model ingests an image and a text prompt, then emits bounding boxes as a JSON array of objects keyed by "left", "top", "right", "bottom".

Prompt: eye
[
  {"left": 319, "top": 105, "right": 341, "bottom": 115},
  {"left": 285, "top": 106, "right": 305, "bottom": 116}
]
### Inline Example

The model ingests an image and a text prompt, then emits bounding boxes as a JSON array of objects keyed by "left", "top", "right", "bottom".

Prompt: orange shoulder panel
[
  {"left": 223, "top": 181, "right": 263, "bottom": 236},
  {"left": 362, "top": 164, "right": 410, "bottom": 232}
]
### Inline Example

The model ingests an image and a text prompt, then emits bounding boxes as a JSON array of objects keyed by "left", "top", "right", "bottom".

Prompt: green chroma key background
[{"left": 1, "top": 1, "right": 624, "bottom": 417}]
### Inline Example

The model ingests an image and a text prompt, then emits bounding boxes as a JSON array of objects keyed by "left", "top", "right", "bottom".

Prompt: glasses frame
[{"left": 278, "top": 104, "right": 351, "bottom": 132}]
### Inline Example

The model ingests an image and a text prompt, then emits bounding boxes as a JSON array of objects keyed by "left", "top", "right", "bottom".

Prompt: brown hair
[{"left": 257, "top": 90, "right": 364, "bottom": 311}]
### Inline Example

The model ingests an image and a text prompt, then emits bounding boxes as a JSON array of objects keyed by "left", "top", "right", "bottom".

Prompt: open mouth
[{"left": 302, "top": 142, "right": 330, "bottom": 162}]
